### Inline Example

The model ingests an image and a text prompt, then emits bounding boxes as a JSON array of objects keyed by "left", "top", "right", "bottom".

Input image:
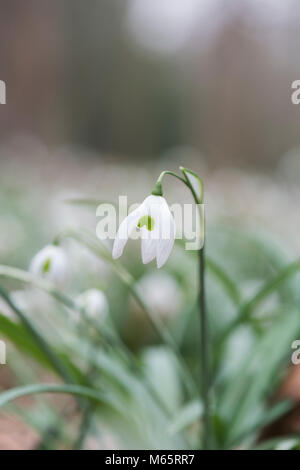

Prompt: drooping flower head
[
  {"left": 112, "top": 195, "right": 175, "bottom": 268},
  {"left": 29, "top": 245, "right": 69, "bottom": 285}
]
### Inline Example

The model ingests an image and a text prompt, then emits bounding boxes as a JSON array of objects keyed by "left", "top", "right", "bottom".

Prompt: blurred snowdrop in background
[
  {"left": 76, "top": 289, "right": 109, "bottom": 322},
  {"left": 29, "top": 245, "right": 70, "bottom": 286}
]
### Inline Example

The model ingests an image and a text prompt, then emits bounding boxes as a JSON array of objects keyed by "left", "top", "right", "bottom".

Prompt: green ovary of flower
[{"left": 137, "top": 215, "right": 155, "bottom": 231}]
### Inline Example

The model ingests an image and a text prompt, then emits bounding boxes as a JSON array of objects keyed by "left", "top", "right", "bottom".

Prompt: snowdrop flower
[
  {"left": 29, "top": 245, "right": 69, "bottom": 285},
  {"left": 112, "top": 195, "right": 175, "bottom": 268},
  {"left": 76, "top": 289, "right": 109, "bottom": 322}
]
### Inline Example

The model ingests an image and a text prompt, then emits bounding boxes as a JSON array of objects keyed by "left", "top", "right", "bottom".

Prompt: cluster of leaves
[{"left": 0, "top": 220, "right": 300, "bottom": 449}]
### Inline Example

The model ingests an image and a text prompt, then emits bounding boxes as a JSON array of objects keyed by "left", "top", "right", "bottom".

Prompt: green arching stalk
[
  {"left": 0, "top": 383, "right": 121, "bottom": 410},
  {"left": 152, "top": 170, "right": 188, "bottom": 196}
]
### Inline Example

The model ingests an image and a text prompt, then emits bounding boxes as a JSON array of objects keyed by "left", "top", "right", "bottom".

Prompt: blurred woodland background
[{"left": 1, "top": 0, "right": 300, "bottom": 165}]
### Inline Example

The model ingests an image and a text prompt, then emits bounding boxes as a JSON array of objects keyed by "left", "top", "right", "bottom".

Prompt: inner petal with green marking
[
  {"left": 137, "top": 215, "right": 155, "bottom": 231},
  {"left": 43, "top": 258, "right": 51, "bottom": 273}
]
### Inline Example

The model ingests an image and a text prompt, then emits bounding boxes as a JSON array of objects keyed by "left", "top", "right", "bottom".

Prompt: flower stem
[
  {"left": 154, "top": 167, "right": 211, "bottom": 449},
  {"left": 199, "top": 244, "right": 211, "bottom": 450},
  {"left": 152, "top": 171, "right": 189, "bottom": 196}
]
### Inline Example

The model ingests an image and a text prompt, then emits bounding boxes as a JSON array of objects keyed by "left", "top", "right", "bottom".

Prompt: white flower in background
[
  {"left": 135, "top": 272, "right": 183, "bottom": 319},
  {"left": 112, "top": 195, "right": 175, "bottom": 268},
  {"left": 29, "top": 245, "right": 69, "bottom": 285},
  {"left": 76, "top": 289, "right": 109, "bottom": 322}
]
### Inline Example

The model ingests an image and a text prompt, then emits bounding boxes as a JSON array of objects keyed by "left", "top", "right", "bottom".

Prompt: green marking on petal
[
  {"left": 43, "top": 258, "right": 51, "bottom": 273},
  {"left": 137, "top": 215, "right": 155, "bottom": 231}
]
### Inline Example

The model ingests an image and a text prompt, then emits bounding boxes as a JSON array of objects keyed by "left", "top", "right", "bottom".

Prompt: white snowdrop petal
[
  {"left": 141, "top": 233, "right": 157, "bottom": 264},
  {"left": 143, "top": 194, "right": 164, "bottom": 208},
  {"left": 156, "top": 201, "right": 175, "bottom": 269},
  {"left": 156, "top": 233, "right": 175, "bottom": 269},
  {"left": 112, "top": 206, "right": 143, "bottom": 259},
  {"left": 144, "top": 195, "right": 163, "bottom": 223}
]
